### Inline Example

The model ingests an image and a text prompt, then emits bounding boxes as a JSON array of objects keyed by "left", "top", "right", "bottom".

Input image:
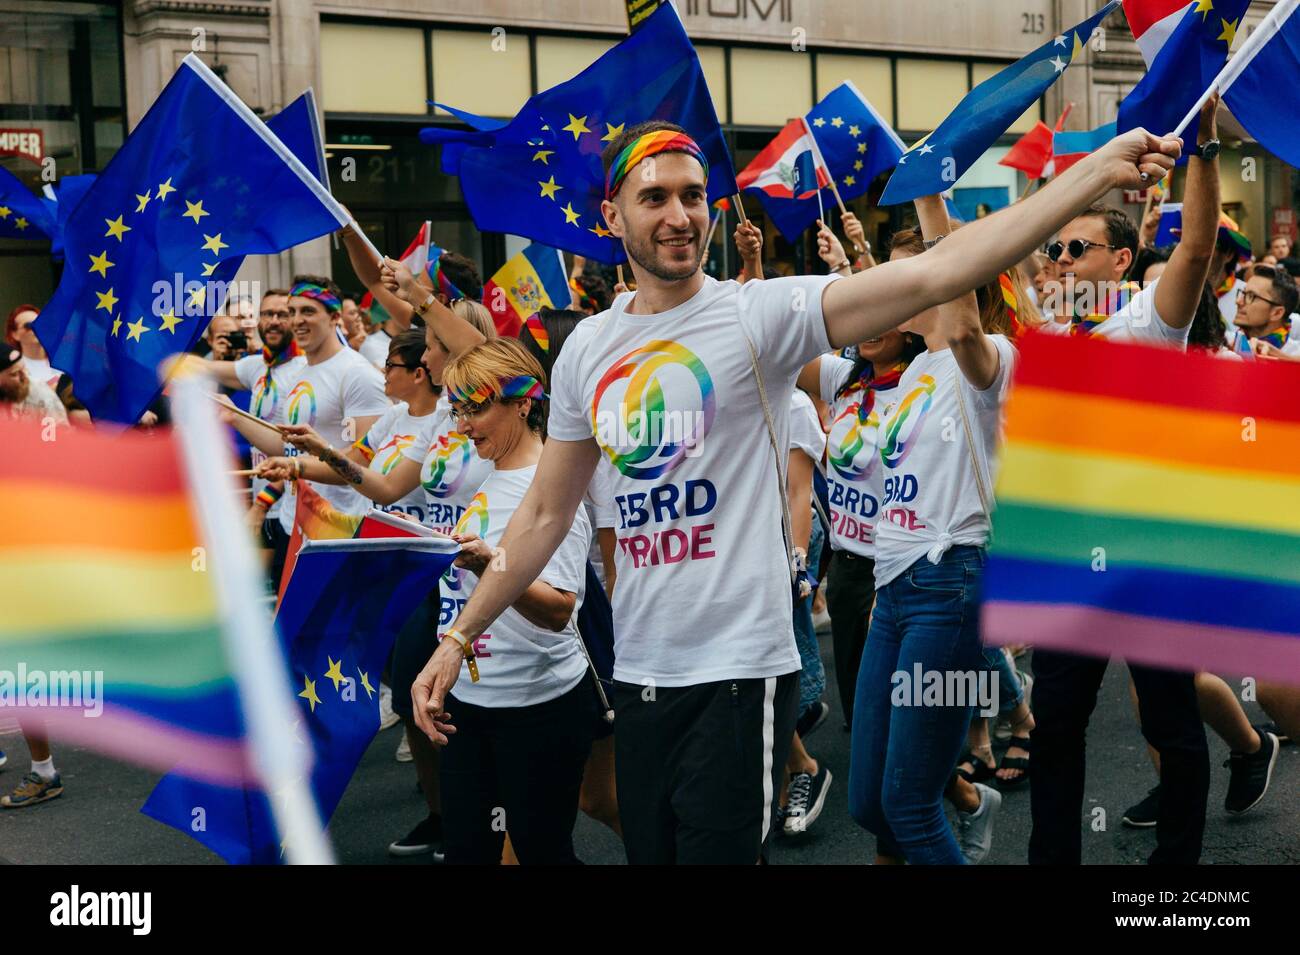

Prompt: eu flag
[
  {"left": 33, "top": 55, "right": 348, "bottom": 425},
  {"left": 757, "top": 82, "right": 904, "bottom": 240},
  {"left": 1118, "top": 0, "right": 1251, "bottom": 143},
  {"left": 0, "top": 165, "right": 55, "bottom": 240},
  {"left": 48, "top": 175, "right": 98, "bottom": 260},
  {"left": 142, "top": 537, "right": 458, "bottom": 864},
  {"left": 1224, "top": 2, "right": 1300, "bottom": 169},
  {"left": 420, "top": 3, "right": 735, "bottom": 264},
  {"left": 880, "top": 2, "right": 1117, "bottom": 205}
]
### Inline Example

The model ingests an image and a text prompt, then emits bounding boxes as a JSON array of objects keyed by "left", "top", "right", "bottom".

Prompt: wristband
[
  {"left": 415, "top": 294, "right": 435, "bottom": 316},
  {"left": 254, "top": 488, "right": 279, "bottom": 509},
  {"left": 923, "top": 235, "right": 946, "bottom": 249},
  {"left": 443, "top": 628, "right": 480, "bottom": 683}
]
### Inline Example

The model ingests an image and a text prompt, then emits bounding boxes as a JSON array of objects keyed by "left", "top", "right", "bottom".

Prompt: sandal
[
  {"left": 997, "top": 736, "right": 1031, "bottom": 787},
  {"left": 955, "top": 749, "right": 996, "bottom": 784}
]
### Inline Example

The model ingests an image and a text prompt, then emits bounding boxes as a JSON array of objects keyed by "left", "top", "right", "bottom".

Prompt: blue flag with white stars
[
  {"left": 1118, "top": 0, "right": 1251, "bottom": 145},
  {"left": 142, "top": 537, "right": 458, "bottom": 865},
  {"left": 33, "top": 55, "right": 349, "bottom": 424},
  {"left": 48, "top": 175, "right": 98, "bottom": 260},
  {"left": 420, "top": 3, "right": 735, "bottom": 264},
  {"left": 880, "top": 2, "right": 1118, "bottom": 206},
  {"left": 0, "top": 165, "right": 56, "bottom": 240},
  {"left": 756, "top": 82, "right": 905, "bottom": 241}
]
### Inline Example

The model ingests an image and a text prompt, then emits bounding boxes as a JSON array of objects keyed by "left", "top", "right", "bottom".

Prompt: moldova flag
[{"left": 483, "top": 242, "right": 569, "bottom": 338}]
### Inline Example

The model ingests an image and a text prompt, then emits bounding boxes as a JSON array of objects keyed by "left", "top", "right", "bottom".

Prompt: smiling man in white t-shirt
[{"left": 411, "top": 119, "right": 1181, "bottom": 864}]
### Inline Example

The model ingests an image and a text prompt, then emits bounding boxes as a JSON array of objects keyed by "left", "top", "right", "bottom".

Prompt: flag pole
[
  {"left": 173, "top": 373, "right": 333, "bottom": 865},
  {"left": 733, "top": 193, "right": 749, "bottom": 223},
  {"left": 1171, "top": 0, "right": 1299, "bottom": 136}
]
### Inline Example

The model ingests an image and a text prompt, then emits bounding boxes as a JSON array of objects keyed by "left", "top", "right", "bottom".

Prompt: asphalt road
[{"left": 1, "top": 636, "right": 1296, "bottom": 865}]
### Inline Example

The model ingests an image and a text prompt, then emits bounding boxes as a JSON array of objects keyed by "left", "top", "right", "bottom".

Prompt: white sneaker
[
  {"left": 955, "top": 782, "right": 1001, "bottom": 865},
  {"left": 395, "top": 732, "right": 412, "bottom": 763},
  {"left": 812, "top": 606, "right": 832, "bottom": 634},
  {"left": 378, "top": 683, "right": 400, "bottom": 731}
]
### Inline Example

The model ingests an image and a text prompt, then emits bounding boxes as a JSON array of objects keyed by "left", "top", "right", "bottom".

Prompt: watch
[{"left": 1195, "top": 139, "right": 1221, "bottom": 161}]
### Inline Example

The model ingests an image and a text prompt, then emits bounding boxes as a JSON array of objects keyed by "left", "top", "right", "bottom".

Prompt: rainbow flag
[
  {"left": 982, "top": 333, "right": 1300, "bottom": 686},
  {"left": 0, "top": 415, "right": 256, "bottom": 785},
  {"left": 483, "top": 242, "right": 569, "bottom": 338}
]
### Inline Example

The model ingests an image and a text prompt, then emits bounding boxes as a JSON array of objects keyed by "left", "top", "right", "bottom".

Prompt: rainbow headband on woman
[
  {"left": 449, "top": 374, "right": 547, "bottom": 406},
  {"left": 425, "top": 253, "right": 467, "bottom": 302},
  {"left": 604, "top": 130, "right": 709, "bottom": 200},
  {"left": 289, "top": 282, "right": 341, "bottom": 313}
]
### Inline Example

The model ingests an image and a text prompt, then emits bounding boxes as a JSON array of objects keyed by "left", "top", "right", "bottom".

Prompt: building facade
[{"left": 1, "top": 0, "right": 1295, "bottom": 307}]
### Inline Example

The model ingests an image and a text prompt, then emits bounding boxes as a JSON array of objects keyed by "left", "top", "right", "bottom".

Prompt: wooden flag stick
[
  {"left": 824, "top": 179, "right": 865, "bottom": 254},
  {"left": 228, "top": 468, "right": 259, "bottom": 477},
  {"left": 205, "top": 392, "right": 286, "bottom": 436},
  {"left": 732, "top": 193, "right": 749, "bottom": 223},
  {"left": 1020, "top": 177, "right": 1039, "bottom": 201},
  {"left": 616, "top": 264, "right": 626, "bottom": 287}
]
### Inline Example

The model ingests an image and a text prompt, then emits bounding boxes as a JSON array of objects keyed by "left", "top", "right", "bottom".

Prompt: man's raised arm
[{"left": 820, "top": 128, "right": 1182, "bottom": 349}]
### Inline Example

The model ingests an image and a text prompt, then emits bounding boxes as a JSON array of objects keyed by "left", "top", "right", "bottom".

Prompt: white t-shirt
[
  {"left": 873, "top": 335, "right": 1017, "bottom": 589},
  {"left": 817, "top": 354, "right": 899, "bottom": 558},
  {"left": 356, "top": 401, "right": 439, "bottom": 524},
  {"left": 583, "top": 459, "right": 617, "bottom": 591},
  {"left": 548, "top": 273, "right": 839, "bottom": 686},
  {"left": 440, "top": 464, "right": 591, "bottom": 708},
  {"left": 278, "top": 347, "right": 390, "bottom": 532},
  {"left": 21, "top": 356, "right": 62, "bottom": 388},
  {"left": 359, "top": 329, "right": 392, "bottom": 368},
  {"left": 9, "top": 377, "right": 68, "bottom": 424},
  {"left": 403, "top": 393, "right": 496, "bottom": 536},
  {"left": 787, "top": 388, "right": 826, "bottom": 463},
  {"left": 1088, "top": 279, "right": 1189, "bottom": 350},
  {"left": 234, "top": 352, "right": 308, "bottom": 519}
]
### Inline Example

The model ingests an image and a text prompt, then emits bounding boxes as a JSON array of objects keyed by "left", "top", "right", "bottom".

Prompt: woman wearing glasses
[{"left": 412, "top": 338, "right": 597, "bottom": 864}]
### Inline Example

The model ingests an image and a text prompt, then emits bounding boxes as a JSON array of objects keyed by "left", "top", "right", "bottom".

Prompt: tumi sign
[
  {"left": 0, "top": 128, "right": 43, "bottom": 166},
  {"left": 682, "top": 0, "right": 794, "bottom": 20}
]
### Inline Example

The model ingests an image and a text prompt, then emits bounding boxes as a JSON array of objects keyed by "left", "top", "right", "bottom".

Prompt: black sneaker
[
  {"left": 1224, "top": 726, "right": 1279, "bottom": 815},
  {"left": 796, "top": 701, "right": 830, "bottom": 739},
  {"left": 1260, "top": 721, "right": 1291, "bottom": 746},
  {"left": 1121, "top": 785, "right": 1161, "bottom": 828},
  {"left": 783, "top": 764, "right": 832, "bottom": 835},
  {"left": 388, "top": 814, "right": 444, "bottom": 859}
]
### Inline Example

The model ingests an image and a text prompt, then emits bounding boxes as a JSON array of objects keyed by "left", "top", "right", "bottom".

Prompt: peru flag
[{"left": 736, "top": 117, "right": 830, "bottom": 199}]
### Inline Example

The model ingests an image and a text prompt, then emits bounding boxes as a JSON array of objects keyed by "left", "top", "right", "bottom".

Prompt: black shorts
[{"left": 611, "top": 671, "right": 799, "bottom": 864}]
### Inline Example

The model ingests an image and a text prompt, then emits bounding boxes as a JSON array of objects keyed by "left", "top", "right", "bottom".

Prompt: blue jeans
[
  {"left": 793, "top": 510, "right": 827, "bottom": 714},
  {"left": 847, "top": 546, "right": 987, "bottom": 864},
  {"left": 981, "top": 645, "right": 1024, "bottom": 718}
]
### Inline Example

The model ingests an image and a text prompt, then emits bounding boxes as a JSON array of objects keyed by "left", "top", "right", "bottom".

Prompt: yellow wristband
[{"left": 443, "top": 628, "right": 480, "bottom": 683}]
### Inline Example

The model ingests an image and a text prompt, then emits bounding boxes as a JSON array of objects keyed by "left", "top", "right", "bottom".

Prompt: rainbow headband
[
  {"left": 289, "top": 282, "right": 341, "bottom": 313},
  {"left": 524, "top": 314, "right": 549, "bottom": 353},
  {"left": 449, "top": 374, "right": 547, "bottom": 406},
  {"left": 604, "top": 130, "right": 708, "bottom": 200},
  {"left": 426, "top": 253, "right": 468, "bottom": 302}
]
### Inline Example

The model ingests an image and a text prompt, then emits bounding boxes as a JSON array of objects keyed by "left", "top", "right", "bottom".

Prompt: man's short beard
[{"left": 623, "top": 229, "right": 703, "bottom": 282}]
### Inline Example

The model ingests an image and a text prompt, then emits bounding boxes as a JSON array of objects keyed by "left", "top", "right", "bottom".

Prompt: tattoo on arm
[{"left": 321, "top": 446, "right": 365, "bottom": 486}]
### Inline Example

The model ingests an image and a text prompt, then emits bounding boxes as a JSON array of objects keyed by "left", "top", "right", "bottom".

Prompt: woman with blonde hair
[{"left": 411, "top": 338, "right": 597, "bottom": 864}]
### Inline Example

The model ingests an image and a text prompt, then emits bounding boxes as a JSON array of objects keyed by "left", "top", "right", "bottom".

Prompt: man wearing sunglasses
[
  {"left": 1235, "top": 264, "right": 1300, "bottom": 358},
  {"left": 1028, "top": 99, "right": 1225, "bottom": 868},
  {"left": 1038, "top": 99, "right": 1221, "bottom": 352}
]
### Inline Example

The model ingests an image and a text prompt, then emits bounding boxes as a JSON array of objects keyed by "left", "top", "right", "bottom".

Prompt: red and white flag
[
  {"left": 1123, "top": 0, "right": 1197, "bottom": 65},
  {"left": 736, "top": 118, "right": 831, "bottom": 199}
]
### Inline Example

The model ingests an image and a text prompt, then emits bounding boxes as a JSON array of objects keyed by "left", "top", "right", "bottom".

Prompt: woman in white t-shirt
[
  {"left": 413, "top": 338, "right": 597, "bottom": 864},
  {"left": 846, "top": 203, "right": 1031, "bottom": 865},
  {"left": 259, "top": 278, "right": 494, "bottom": 860}
]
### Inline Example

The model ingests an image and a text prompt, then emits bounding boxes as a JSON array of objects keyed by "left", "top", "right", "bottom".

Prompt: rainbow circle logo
[
  {"left": 421, "top": 431, "right": 474, "bottom": 499},
  {"left": 452, "top": 491, "right": 489, "bottom": 539},
  {"left": 590, "top": 339, "right": 715, "bottom": 480},
  {"left": 827, "top": 402, "right": 883, "bottom": 481},
  {"left": 879, "top": 374, "right": 937, "bottom": 469},
  {"left": 374, "top": 432, "right": 415, "bottom": 474},
  {"left": 286, "top": 380, "right": 317, "bottom": 426},
  {"left": 251, "top": 373, "right": 279, "bottom": 420}
]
